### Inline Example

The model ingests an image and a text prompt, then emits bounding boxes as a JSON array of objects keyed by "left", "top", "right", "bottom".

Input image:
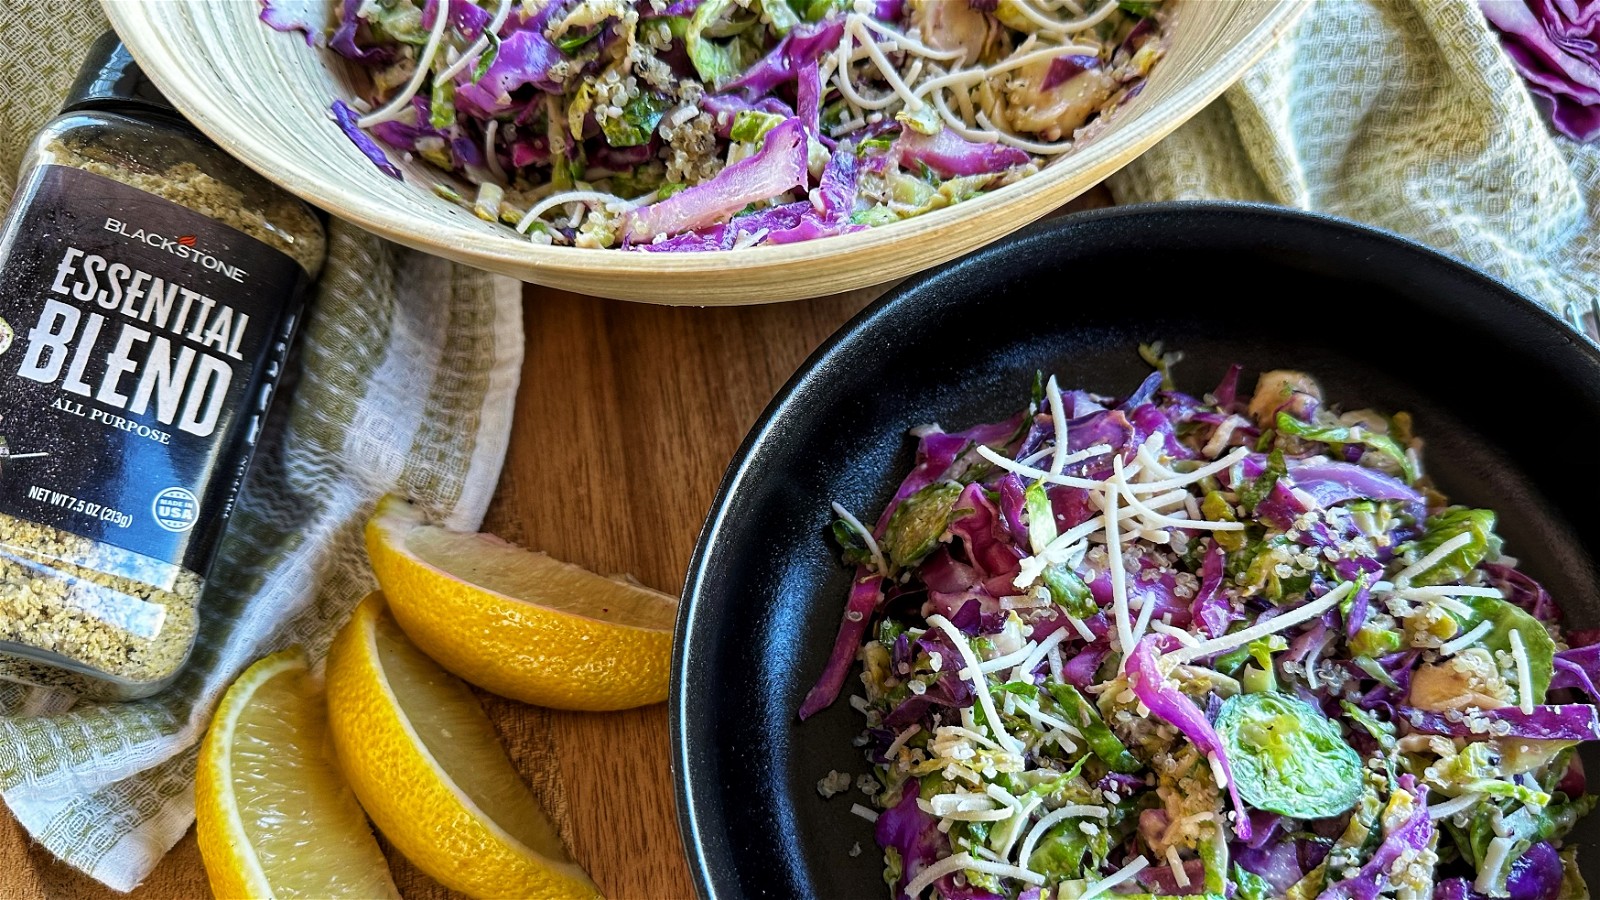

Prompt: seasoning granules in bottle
[{"left": 0, "top": 33, "right": 326, "bottom": 700}]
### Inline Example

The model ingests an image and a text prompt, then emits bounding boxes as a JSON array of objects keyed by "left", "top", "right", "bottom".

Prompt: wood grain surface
[{"left": 0, "top": 192, "right": 1109, "bottom": 900}]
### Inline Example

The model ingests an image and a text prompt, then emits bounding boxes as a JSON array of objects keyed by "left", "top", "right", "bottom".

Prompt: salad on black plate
[{"left": 808, "top": 352, "right": 1598, "bottom": 899}]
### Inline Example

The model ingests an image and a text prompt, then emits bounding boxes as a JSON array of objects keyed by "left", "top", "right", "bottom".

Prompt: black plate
[{"left": 672, "top": 202, "right": 1600, "bottom": 898}]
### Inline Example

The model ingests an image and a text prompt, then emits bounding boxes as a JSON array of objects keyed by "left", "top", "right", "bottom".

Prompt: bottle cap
[{"left": 62, "top": 31, "right": 180, "bottom": 118}]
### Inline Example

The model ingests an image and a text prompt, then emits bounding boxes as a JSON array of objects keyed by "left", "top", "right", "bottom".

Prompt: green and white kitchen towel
[
  {"left": 0, "top": 1, "right": 522, "bottom": 891},
  {"left": 1110, "top": 0, "right": 1600, "bottom": 327}
]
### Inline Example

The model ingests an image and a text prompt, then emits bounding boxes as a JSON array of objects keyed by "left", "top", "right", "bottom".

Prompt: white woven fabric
[{"left": 1110, "top": 0, "right": 1600, "bottom": 328}]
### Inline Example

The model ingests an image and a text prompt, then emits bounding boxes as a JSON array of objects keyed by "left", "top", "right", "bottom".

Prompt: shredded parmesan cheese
[
  {"left": 1477, "top": 837, "right": 1518, "bottom": 894},
  {"left": 1083, "top": 856, "right": 1151, "bottom": 898},
  {"left": 1057, "top": 444, "right": 1116, "bottom": 468},
  {"left": 1134, "top": 435, "right": 1181, "bottom": 480},
  {"left": 995, "top": 796, "right": 1042, "bottom": 861},
  {"left": 885, "top": 724, "right": 920, "bottom": 759},
  {"left": 1396, "top": 588, "right": 1476, "bottom": 618},
  {"left": 1393, "top": 532, "right": 1474, "bottom": 588},
  {"left": 1200, "top": 416, "right": 1241, "bottom": 459},
  {"left": 903, "top": 852, "right": 1045, "bottom": 898},
  {"left": 928, "top": 615, "right": 1022, "bottom": 753},
  {"left": 1016, "top": 805, "right": 1109, "bottom": 870},
  {"left": 1066, "top": 614, "right": 1097, "bottom": 643},
  {"left": 830, "top": 501, "right": 888, "bottom": 577},
  {"left": 983, "top": 785, "right": 1021, "bottom": 809},
  {"left": 940, "top": 724, "right": 1002, "bottom": 752},
  {"left": 1130, "top": 585, "right": 1158, "bottom": 649},
  {"left": 1120, "top": 446, "right": 1253, "bottom": 496},
  {"left": 976, "top": 444, "right": 1111, "bottom": 490},
  {"left": 1010, "top": 628, "right": 1068, "bottom": 684},
  {"left": 1046, "top": 375, "right": 1070, "bottom": 477},
  {"left": 1119, "top": 486, "right": 1243, "bottom": 532},
  {"left": 1104, "top": 471, "right": 1133, "bottom": 665},
  {"left": 1166, "top": 582, "right": 1355, "bottom": 665},
  {"left": 1012, "top": 698, "right": 1082, "bottom": 737},
  {"left": 943, "top": 807, "right": 1018, "bottom": 822},
  {"left": 1150, "top": 621, "right": 1200, "bottom": 647},
  {"left": 967, "top": 644, "right": 1037, "bottom": 678},
  {"left": 1165, "top": 846, "right": 1190, "bottom": 888},
  {"left": 1428, "top": 792, "right": 1484, "bottom": 820},
  {"left": 1439, "top": 620, "right": 1494, "bottom": 657},
  {"left": 1510, "top": 628, "right": 1536, "bottom": 714}
]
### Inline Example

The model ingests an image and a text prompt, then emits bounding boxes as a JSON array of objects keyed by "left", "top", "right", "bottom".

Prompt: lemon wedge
[
  {"left": 196, "top": 648, "right": 397, "bottom": 899},
  {"left": 365, "top": 495, "right": 676, "bottom": 710},
  {"left": 325, "top": 592, "right": 599, "bottom": 899}
]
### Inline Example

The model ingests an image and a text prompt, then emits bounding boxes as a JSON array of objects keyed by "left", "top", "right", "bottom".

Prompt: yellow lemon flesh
[
  {"left": 366, "top": 495, "right": 676, "bottom": 710},
  {"left": 196, "top": 648, "right": 397, "bottom": 900},
  {"left": 325, "top": 592, "right": 599, "bottom": 899}
]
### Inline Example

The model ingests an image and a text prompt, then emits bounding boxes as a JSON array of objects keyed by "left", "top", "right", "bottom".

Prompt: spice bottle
[{"left": 0, "top": 33, "right": 326, "bottom": 699}]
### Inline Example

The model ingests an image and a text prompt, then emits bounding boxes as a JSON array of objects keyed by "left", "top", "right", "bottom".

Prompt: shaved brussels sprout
[
  {"left": 1216, "top": 692, "right": 1363, "bottom": 819},
  {"left": 882, "top": 482, "right": 962, "bottom": 569}
]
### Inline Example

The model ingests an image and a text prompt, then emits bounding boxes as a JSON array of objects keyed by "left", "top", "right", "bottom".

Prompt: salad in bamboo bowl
[{"left": 103, "top": 0, "right": 1307, "bottom": 304}]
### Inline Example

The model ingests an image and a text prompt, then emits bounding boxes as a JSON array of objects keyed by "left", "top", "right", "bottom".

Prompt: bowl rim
[
  {"left": 668, "top": 199, "right": 1600, "bottom": 898},
  {"left": 103, "top": 0, "right": 1311, "bottom": 287}
]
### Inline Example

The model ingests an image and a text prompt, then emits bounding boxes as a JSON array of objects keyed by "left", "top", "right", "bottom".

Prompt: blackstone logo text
[{"left": 104, "top": 218, "right": 247, "bottom": 283}]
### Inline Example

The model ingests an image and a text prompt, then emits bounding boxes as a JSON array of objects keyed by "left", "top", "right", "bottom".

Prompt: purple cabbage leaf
[
  {"left": 1125, "top": 635, "right": 1252, "bottom": 841},
  {"left": 1482, "top": 0, "right": 1600, "bottom": 140},
  {"left": 893, "top": 125, "right": 1031, "bottom": 178},
  {"left": 331, "top": 100, "right": 403, "bottom": 179},
  {"left": 624, "top": 117, "right": 808, "bottom": 243},
  {"left": 259, "top": 0, "right": 324, "bottom": 45}
]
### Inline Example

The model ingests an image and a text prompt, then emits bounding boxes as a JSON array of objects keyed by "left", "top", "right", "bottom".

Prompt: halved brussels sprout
[{"left": 1216, "top": 692, "right": 1363, "bottom": 819}]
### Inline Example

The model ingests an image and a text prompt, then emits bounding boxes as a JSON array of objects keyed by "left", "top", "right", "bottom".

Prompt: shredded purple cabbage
[
  {"left": 723, "top": 18, "right": 848, "bottom": 99},
  {"left": 1400, "top": 703, "right": 1600, "bottom": 741},
  {"left": 893, "top": 126, "right": 1032, "bottom": 178},
  {"left": 1042, "top": 54, "right": 1101, "bottom": 91},
  {"left": 1483, "top": 0, "right": 1600, "bottom": 140},
  {"left": 1126, "top": 635, "right": 1253, "bottom": 841},
  {"left": 799, "top": 569, "right": 884, "bottom": 720},
  {"left": 454, "top": 22, "right": 564, "bottom": 117},
  {"left": 258, "top": 0, "right": 323, "bottom": 45},
  {"left": 624, "top": 118, "right": 808, "bottom": 244},
  {"left": 330, "top": 0, "right": 392, "bottom": 63},
  {"left": 875, "top": 788, "right": 947, "bottom": 900},
  {"left": 1319, "top": 776, "right": 1432, "bottom": 900},
  {"left": 330, "top": 100, "right": 403, "bottom": 179}
]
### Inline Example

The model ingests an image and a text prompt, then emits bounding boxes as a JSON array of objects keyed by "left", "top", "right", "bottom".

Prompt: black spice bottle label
[{"left": 0, "top": 164, "right": 306, "bottom": 576}]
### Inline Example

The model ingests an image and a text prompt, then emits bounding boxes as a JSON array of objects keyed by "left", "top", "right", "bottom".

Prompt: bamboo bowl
[{"left": 104, "top": 0, "right": 1308, "bottom": 305}]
